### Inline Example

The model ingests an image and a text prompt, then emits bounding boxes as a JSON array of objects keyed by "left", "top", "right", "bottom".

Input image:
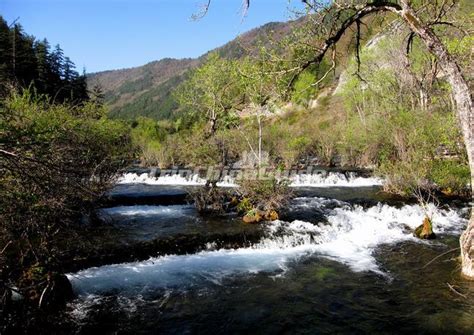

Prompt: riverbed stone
[
  {"left": 414, "top": 217, "right": 436, "bottom": 240},
  {"left": 264, "top": 210, "right": 279, "bottom": 221},
  {"left": 243, "top": 210, "right": 265, "bottom": 224}
]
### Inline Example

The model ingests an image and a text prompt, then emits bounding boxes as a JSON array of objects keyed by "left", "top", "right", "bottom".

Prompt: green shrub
[
  {"left": 430, "top": 160, "right": 470, "bottom": 195},
  {"left": 237, "top": 175, "right": 292, "bottom": 212},
  {"left": 1, "top": 89, "right": 133, "bottom": 306}
]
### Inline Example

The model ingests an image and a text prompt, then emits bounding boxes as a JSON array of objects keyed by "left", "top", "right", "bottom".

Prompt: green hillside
[{"left": 87, "top": 21, "right": 296, "bottom": 120}]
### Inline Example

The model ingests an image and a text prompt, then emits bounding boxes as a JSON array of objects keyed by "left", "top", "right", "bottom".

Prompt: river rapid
[{"left": 61, "top": 171, "right": 473, "bottom": 334}]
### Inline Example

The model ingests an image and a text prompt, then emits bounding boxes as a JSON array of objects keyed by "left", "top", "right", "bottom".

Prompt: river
[{"left": 60, "top": 170, "right": 473, "bottom": 334}]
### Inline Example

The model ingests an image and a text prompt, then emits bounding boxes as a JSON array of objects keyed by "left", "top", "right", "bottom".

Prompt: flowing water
[
  {"left": 117, "top": 170, "right": 383, "bottom": 188},
  {"left": 61, "top": 171, "right": 473, "bottom": 334}
]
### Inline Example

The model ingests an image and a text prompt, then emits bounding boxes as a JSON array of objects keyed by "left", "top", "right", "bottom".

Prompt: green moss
[{"left": 314, "top": 266, "right": 335, "bottom": 281}]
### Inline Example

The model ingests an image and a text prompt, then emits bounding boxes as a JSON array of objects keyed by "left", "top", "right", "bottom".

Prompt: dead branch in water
[
  {"left": 421, "top": 247, "right": 459, "bottom": 269},
  {"left": 446, "top": 282, "right": 467, "bottom": 299}
]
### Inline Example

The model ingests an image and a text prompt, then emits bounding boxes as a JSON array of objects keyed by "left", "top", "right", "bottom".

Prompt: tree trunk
[
  {"left": 208, "top": 110, "right": 217, "bottom": 137},
  {"left": 397, "top": 1, "right": 474, "bottom": 278},
  {"left": 257, "top": 112, "right": 262, "bottom": 167}
]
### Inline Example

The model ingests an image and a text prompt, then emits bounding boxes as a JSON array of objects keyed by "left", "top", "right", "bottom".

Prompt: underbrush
[
  {"left": 237, "top": 175, "right": 293, "bottom": 213},
  {"left": 1, "top": 89, "right": 133, "bottom": 330}
]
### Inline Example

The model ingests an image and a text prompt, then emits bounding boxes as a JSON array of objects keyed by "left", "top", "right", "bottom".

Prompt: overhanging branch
[{"left": 286, "top": 1, "right": 402, "bottom": 90}]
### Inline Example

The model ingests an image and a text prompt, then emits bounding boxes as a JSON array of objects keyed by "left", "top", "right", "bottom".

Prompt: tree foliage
[
  {"left": 174, "top": 53, "right": 243, "bottom": 135},
  {"left": 0, "top": 16, "right": 88, "bottom": 102}
]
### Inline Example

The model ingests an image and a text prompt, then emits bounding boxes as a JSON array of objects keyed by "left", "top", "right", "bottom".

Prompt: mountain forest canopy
[{"left": 0, "top": 16, "right": 88, "bottom": 102}]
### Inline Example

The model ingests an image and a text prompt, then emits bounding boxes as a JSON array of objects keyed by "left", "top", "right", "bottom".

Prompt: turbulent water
[
  {"left": 289, "top": 172, "right": 383, "bottom": 187},
  {"left": 118, "top": 172, "right": 237, "bottom": 187},
  {"left": 69, "top": 199, "right": 467, "bottom": 295},
  {"left": 62, "top": 173, "right": 473, "bottom": 334},
  {"left": 118, "top": 171, "right": 383, "bottom": 187},
  {"left": 99, "top": 204, "right": 195, "bottom": 218}
]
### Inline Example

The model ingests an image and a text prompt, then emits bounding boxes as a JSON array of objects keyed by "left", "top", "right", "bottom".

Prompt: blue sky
[{"left": 1, "top": 0, "right": 300, "bottom": 73}]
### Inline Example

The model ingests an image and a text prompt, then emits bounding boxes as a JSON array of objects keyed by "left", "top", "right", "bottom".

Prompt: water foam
[
  {"left": 307, "top": 202, "right": 465, "bottom": 273},
  {"left": 117, "top": 173, "right": 237, "bottom": 187},
  {"left": 99, "top": 205, "right": 194, "bottom": 217},
  {"left": 68, "top": 198, "right": 467, "bottom": 296},
  {"left": 118, "top": 173, "right": 206, "bottom": 186},
  {"left": 117, "top": 171, "right": 382, "bottom": 188},
  {"left": 289, "top": 172, "right": 383, "bottom": 187}
]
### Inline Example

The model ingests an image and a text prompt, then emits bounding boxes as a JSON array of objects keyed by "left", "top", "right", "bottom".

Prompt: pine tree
[
  {"left": 48, "top": 44, "right": 64, "bottom": 98},
  {"left": 34, "top": 38, "right": 51, "bottom": 93},
  {"left": 14, "top": 27, "right": 38, "bottom": 87},
  {"left": 0, "top": 15, "right": 89, "bottom": 102},
  {"left": 90, "top": 83, "right": 105, "bottom": 106},
  {"left": 63, "top": 56, "right": 77, "bottom": 82},
  {"left": 50, "top": 44, "right": 64, "bottom": 78},
  {"left": 0, "top": 17, "right": 13, "bottom": 91}
]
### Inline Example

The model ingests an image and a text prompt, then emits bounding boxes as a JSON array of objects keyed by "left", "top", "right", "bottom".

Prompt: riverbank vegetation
[
  {"left": 0, "top": 18, "right": 134, "bottom": 329},
  {"left": 0, "top": 88, "right": 133, "bottom": 329}
]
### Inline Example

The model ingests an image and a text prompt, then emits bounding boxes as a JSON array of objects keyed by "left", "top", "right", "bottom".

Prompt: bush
[
  {"left": 188, "top": 185, "right": 232, "bottom": 215},
  {"left": 0, "top": 89, "right": 133, "bottom": 312},
  {"left": 237, "top": 175, "right": 293, "bottom": 213},
  {"left": 430, "top": 160, "right": 470, "bottom": 195}
]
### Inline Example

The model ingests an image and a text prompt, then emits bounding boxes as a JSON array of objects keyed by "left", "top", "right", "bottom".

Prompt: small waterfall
[
  {"left": 118, "top": 173, "right": 207, "bottom": 186},
  {"left": 68, "top": 198, "right": 466, "bottom": 296},
  {"left": 289, "top": 171, "right": 383, "bottom": 187},
  {"left": 117, "top": 172, "right": 237, "bottom": 187},
  {"left": 117, "top": 171, "right": 382, "bottom": 188}
]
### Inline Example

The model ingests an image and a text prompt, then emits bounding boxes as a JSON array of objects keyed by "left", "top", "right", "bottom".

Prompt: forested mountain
[
  {"left": 0, "top": 16, "right": 88, "bottom": 102},
  {"left": 88, "top": 21, "right": 295, "bottom": 120}
]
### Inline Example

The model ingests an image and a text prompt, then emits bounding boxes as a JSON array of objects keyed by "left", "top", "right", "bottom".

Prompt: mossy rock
[
  {"left": 243, "top": 210, "right": 264, "bottom": 224},
  {"left": 237, "top": 197, "right": 253, "bottom": 213},
  {"left": 264, "top": 210, "right": 279, "bottom": 221},
  {"left": 414, "top": 217, "right": 436, "bottom": 240},
  {"left": 441, "top": 187, "right": 454, "bottom": 196},
  {"left": 243, "top": 209, "right": 279, "bottom": 223},
  {"left": 314, "top": 266, "right": 335, "bottom": 281}
]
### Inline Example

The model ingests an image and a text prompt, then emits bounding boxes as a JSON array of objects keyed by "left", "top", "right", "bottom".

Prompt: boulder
[
  {"left": 243, "top": 209, "right": 279, "bottom": 223},
  {"left": 38, "top": 272, "right": 74, "bottom": 309},
  {"left": 414, "top": 216, "right": 436, "bottom": 240},
  {"left": 243, "top": 210, "right": 264, "bottom": 224},
  {"left": 264, "top": 210, "right": 279, "bottom": 221}
]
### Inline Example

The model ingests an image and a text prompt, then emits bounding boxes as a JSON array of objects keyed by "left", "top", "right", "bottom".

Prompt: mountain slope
[
  {"left": 88, "top": 21, "right": 296, "bottom": 120},
  {"left": 88, "top": 58, "right": 198, "bottom": 119}
]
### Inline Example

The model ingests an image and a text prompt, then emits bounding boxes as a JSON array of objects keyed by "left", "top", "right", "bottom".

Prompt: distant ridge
[{"left": 88, "top": 20, "right": 296, "bottom": 120}]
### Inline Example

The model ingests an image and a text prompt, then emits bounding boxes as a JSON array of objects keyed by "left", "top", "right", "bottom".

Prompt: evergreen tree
[
  {"left": 63, "top": 56, "right": 77, "bottom": 82},
  {"left": 14, "top": 26, "right": 38, "bottom": 87},
  {"left": 0, "top": 17, "right": 13, "bottom": 88},
  {"left": 50, "top": 44, "right": 64, "bottom": 78},
  {"left": 49, "top": 44, "right": 64, "bottom": 98},
  {"left": 90, "top": 83, "right": 105, "bottom": 106},
  {"left": 0, "top": 16, "right": 89, "bottom": 102},
  {"left": 34, "top": 39, "right": 51, "bottom": 93}
]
